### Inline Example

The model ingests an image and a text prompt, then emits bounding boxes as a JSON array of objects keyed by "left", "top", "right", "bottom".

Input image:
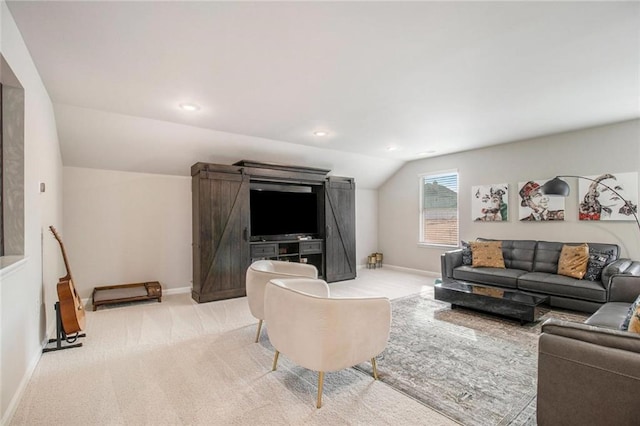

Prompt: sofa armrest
[
  {"left": 537, "top": 319, "right": 640, "bottom": 425},
  {"left": 440, "top": 250, "right": 463, "bottom": 283},
  {"left": 602, "top": 258, "right": 639, "bottom": 285},
  {"left": 541, "top": 318, "right": 640, "bottom": 353},
  {"left": 602, "top": 259, "right": 640, "bottom": 301},
  {"left": 608, "top": 274, "right": 640, "bottom": 303}
]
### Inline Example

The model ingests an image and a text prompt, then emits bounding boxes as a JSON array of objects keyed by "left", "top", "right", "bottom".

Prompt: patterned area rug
[{"left": 355, "top": 288, "right": 589, "bottom": 426}]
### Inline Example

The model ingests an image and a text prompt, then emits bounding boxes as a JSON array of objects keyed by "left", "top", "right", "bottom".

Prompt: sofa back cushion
[
  {"left": 478, "top": 238, "right": 536, "bottom": 271},
  {"left": 474, "top": 238, "right": 619, "bottom": 274},
  {"left": 534, "top": 241, "right": 564, "bottom": 272}
]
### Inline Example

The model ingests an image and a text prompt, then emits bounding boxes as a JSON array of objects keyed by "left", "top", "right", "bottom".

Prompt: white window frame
[{"left": 418, "top": 170, "right": 459, "bottom": 248}]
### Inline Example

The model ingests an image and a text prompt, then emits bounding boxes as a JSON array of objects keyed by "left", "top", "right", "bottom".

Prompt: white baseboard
[
  {"left": 358, "top": 263, "right": 440, "bottom": 278},
  {"left": 164, "top": 286, "right": 191, "bottom": 295},
  {"left": 383, "top": 264, "right": 440, "bottom": 277}
]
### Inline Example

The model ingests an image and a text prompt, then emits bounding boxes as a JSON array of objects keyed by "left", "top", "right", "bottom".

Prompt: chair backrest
[
  {"left": 245, "top": 260, "right": 318, "bottom": 320},
  {"left": 265, "top": 278, "right": 391, "bottom": 372}
]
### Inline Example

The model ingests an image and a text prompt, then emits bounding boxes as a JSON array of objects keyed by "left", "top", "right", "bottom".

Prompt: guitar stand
[{"left": 42, "top": 302, "right": 86, "bottom": 353}]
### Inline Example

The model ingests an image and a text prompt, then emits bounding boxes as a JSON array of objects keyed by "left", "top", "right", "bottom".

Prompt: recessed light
[
  {"left": 179, "top": 103, "right": 200, "bottom": 112},
  {"left": 313, "top": 131, "right": 329, "bottom": 137}
]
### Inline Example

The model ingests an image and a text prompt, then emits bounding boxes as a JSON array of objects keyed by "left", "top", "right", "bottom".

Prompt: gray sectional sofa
[
  {"left": 440, "top": 238, "right": 640, "bottom": 313},
  {"left": 440, "top": 238, "right": 640, "bottom": 424},
  {"left": 537, "top": 273, "right": 640, "bottom": 425}
]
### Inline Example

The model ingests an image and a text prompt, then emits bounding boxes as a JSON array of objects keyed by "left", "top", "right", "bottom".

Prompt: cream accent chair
[
  {"left": 246, "top": 260, "right": 318, "bottom": 342},
  {"left": 265, "top": 278, "right": 391, "bottom": 408}
]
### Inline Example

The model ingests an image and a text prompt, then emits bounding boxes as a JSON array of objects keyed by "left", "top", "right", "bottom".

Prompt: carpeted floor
[
  {"left": 10, "top": 269, "right": 457, "bottom": 426},
  {"left": 11, "top": 269, "right": 591, "bottom": 426},
  {"left": 355, "top": 288, "right": 589, "bottom": 426}
]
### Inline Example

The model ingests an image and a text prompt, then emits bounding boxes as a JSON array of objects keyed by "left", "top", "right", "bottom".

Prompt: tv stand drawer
[
  {"left": 300, "top": 241, "right": 323, "bottom": 254},
  {"left": 250, "top": 243, "right": 278, "bottom": 258}
]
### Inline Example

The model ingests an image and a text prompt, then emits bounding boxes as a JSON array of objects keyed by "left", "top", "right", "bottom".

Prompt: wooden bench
[{"left": 92, "top": 281, "right": 162, "bottom": 311}]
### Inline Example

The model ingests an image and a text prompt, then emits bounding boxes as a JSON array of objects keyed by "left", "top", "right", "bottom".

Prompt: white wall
[
  {"left": 356, "top": 188, "right": 378, "bottom": 266},
  {"left": 379, "top": 119, "right": 640, "bottom": 274},
  {"left": 0, "top": 2, "right": 63, "bottom": 422},
  {"left": 63, "top": 167, "right": 192, "bottom": 298}
]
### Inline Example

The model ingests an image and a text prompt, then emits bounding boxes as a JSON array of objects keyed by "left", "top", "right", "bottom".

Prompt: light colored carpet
[{"left": 10, "top": 268, "right": 457, "bottom": 425}]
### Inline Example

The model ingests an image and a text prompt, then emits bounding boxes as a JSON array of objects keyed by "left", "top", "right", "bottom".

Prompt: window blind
[{"left": 421, "top": 172, "right": 458, "bottom": 246}]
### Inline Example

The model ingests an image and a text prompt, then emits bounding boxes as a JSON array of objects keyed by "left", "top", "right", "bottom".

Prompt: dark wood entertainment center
[{"left": 191, "top": 160, "right": 356, "bottom": 303}]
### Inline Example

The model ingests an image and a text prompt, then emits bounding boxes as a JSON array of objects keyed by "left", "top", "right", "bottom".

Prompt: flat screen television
[{"left": 250, "top": 185, "right": 319, "bottom": 241}]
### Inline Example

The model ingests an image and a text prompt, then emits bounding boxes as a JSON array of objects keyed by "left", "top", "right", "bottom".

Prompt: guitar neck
[
  {"left": 49, "top": 226, "right": 73, "bottom": 282},
  {"left": 58, "top": 245, "right": 73, "bottom": 282}
]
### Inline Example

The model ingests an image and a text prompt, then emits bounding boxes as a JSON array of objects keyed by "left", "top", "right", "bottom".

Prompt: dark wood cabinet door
[
  {"left": 192, "top": 171, "right": 250, "bottom": 302},
  {"left": 324, "top": 176, "right": 356, "bottom": 282}
]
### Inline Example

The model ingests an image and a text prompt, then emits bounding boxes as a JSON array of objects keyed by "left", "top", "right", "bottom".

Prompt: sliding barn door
[
  {"left": 192, "top": 170, "right": 250, "bottom": 302},
  {"left": 324, "top": 176, "right": 356, "bottom": 282}
]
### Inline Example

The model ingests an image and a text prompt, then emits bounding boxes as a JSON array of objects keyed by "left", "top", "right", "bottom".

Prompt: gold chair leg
[
  {"left": 255, "top": 319, "right": 263, "bottom": 343},
  {"left": 317, "top": 371, "right": 324, "bottom": 408},
  {"left": 272, "top": 350, "right": 279, "bottom": 371},
  {"left": 371, "top": 357, "right": 379, "bottom": 380}
]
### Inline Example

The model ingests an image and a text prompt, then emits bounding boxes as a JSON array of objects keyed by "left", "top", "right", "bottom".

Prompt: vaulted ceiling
[{"left": 6, "top": 1, "right": 639, "bottom": 188}]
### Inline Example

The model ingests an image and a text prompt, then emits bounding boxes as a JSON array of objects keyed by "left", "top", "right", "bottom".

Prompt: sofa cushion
[
  {"left": 478, "top": 238, "right": 536, "bottom": 271},
  {"left": 503, "top": 240, "right": 537, "bottom": 271},
  {"left": 518, "top": 272, "right": 607, "bottom": 303},
  {"left": 471, "top": 241, "right": 505, "bottom": 268},
  {"left": 533, "top": 241, "right": 564, "bottom": 273},
  {"left": 585, "top": 302, "right": 630, "bottom": 329},
  {"left": 557, "top": 243, "right": 589, "bottom": 279},
  {"left": 452, "top": 266, "right": 524, "bottom": 289}
]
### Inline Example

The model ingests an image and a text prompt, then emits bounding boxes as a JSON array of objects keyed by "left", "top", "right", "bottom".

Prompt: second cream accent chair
[
  {"left": 264, "top": 277, "right": 391, "bottom": 408},
  {"left": 246, "top": 260, "right": 318, "bottom": 342}
]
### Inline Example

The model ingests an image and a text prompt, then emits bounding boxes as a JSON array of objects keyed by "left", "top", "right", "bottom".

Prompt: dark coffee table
[{"left": 434, "top": 281, "right": 549, "bottom": 324}]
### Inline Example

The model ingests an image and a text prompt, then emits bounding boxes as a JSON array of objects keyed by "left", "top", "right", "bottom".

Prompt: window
[
  {"left": 0, "top": 81, "right": 3, "bottom": 256},
  {"left": 0, "top": 55, "right": 25, "bottom": 260},
  {"left": 419, "top": 171, "right": 458, "bottom": 246}
]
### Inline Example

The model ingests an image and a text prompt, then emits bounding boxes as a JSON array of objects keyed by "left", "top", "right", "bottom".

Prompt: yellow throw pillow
[
  {"left": 470, "top": 241, "right": 505, "bottom": 268},
  {"left": 628, "top": 304, "right": 640, "bottom": 334},
  {"left": 557, "top": 243, "right": 589, "bottom": 279}
]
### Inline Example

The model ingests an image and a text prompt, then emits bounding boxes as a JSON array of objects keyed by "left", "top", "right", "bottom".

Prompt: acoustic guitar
[{"left": 49, "top": 226, "right": 86, "bottom": 334}]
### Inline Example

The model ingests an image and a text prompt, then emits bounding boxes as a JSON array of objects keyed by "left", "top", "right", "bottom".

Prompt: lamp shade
[{"left": 540, "top": 177, "right": 571, "bottom": 196}]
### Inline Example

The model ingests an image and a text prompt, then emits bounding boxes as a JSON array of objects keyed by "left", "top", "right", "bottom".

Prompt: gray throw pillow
[
  {"left": 621, "top": 294, "right": 640, "bottom": 330},
  {"left": 584, "top": 248, "right": 615, "bottom": 282},
  {"left": 461, "top": 240, "right": 473, "bottom": 266}
]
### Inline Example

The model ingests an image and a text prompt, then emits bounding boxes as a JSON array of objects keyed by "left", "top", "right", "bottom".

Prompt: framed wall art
[
  {"left": 577, "top": 172, "right": 638, "bottom": 221},
  {"left": 472, "top": 184, "right": 508, "bottom": 221},
  {"left": 518, "top": 179, "right": 565, "bottom": 221}
]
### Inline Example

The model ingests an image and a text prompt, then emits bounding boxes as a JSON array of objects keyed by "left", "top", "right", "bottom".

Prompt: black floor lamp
[{"left": 540, "top": 175, "right": 640, "bottom": 234}]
